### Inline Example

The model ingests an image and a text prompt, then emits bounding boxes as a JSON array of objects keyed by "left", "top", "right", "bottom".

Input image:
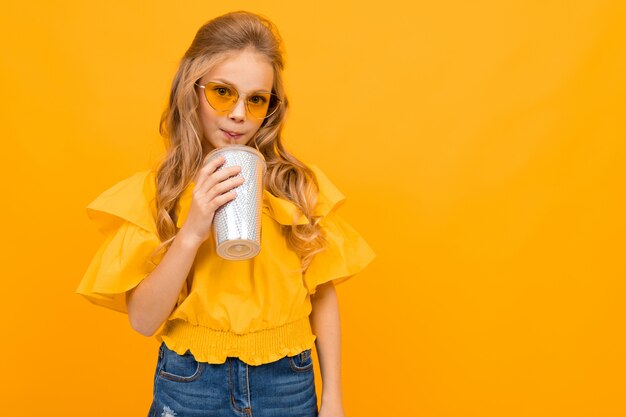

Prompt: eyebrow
[{"left": 211, "top": 78, "right": 272, "bottom": 93}]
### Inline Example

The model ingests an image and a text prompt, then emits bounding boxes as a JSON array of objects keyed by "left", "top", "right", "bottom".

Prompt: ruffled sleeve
[
  {"left": 303, "top": 164, "right": 376, "bottom": 296},
  {"left": 75, "top": 170, "right": 165, "bottom": 314}
]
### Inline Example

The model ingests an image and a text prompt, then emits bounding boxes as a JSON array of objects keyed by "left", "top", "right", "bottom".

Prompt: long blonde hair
[{"left": 151, "top": 11, "right": 326, "bottom": 273}]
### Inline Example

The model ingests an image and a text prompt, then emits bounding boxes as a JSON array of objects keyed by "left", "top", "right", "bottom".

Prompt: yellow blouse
[{"left": 76, "top": 164, "right": 376, "bottom": 366}]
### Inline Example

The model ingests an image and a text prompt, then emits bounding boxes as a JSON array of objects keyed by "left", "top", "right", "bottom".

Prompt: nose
[{"left": 228, "top": 96, "right": 247, "bottom": 122}]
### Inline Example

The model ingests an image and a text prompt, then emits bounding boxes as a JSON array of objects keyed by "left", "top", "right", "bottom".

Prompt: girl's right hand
[{"left": 179, "top": 154, "right": 244, "bottom": 247}]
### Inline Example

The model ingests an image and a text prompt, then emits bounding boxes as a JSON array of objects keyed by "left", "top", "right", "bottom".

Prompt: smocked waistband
[{"left": 155, "top": 316, "right": 317, "bottom": 366}]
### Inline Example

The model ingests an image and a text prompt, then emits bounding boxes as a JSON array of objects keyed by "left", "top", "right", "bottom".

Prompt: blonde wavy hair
[{"left": 150, "top": 11, "right": 326, "bottom": 274}]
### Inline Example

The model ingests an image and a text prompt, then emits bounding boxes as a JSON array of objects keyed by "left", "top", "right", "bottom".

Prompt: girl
[{"left": 76, "top": 10, "right": 375, "bottom": 417}]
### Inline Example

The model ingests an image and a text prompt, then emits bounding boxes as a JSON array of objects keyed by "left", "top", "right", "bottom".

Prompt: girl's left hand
[{"left": 318, "top": 401, "right": 346, "bottom": 417}]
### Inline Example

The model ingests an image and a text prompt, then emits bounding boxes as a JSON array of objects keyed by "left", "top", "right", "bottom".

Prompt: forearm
[
  {"left": 126, "top": 225, "right": 201, "bottom": 337},
  {"left": 309, "top": 281, "right": 343, "bottom": 405}
]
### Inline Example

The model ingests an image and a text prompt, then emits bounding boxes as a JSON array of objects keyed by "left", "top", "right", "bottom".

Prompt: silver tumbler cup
[{"left": 206, "top": 145, "right": 266, "bottom": 260}]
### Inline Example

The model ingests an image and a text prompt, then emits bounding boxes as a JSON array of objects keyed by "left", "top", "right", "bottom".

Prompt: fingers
[
  {"left": 205, "top": 185, "right": 239, "bottom": 211},
  {"left": 194, "top": 154, "right": 244, "bottom": 198},
  {"left": 194, "top": 155, "right": 222, "bottom": 187},
  {"left": 199, "top": 174, "right": 244, "bottom": 203},
  {"left": 194, "top": 155, "right": 230, "bottom": 188}
]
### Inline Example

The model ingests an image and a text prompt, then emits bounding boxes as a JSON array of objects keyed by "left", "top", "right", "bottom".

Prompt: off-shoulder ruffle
[
  {"left": 86, "top": 170, "right": 158, "bottom": 234},
  {"left": 302, "top": 210, "right": 376, "bottom": 295},
  {"left": 76, "top": 170, "right": 163, "bottom": 314},
  {"left": 76, "top": 221, "right": 162, "bottom": 313},
  {"left": 302, "top": 165, "right": 376, "bottom": 295}
]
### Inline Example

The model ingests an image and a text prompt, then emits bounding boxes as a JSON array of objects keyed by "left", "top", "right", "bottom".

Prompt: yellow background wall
[{"left": 1, "top": 1, "right": 624, "bottom": 416}]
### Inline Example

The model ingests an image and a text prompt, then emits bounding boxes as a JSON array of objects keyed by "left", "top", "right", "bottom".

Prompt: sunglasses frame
[{"left": 194, "top": 81, "right": 282, "bottom": 120}]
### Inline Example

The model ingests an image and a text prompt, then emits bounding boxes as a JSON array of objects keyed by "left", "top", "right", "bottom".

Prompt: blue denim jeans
[{"left": 148, "top": 341, "right": 319, "bottom": 417}]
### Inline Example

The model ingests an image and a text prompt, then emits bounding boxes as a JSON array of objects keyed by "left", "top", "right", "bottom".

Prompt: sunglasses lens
[
  {"left": 247, "top": 93, "right": 275, "bottom": 119},
  {"left": 204, "top": 83, "right": 237, "bottom": 111},
  {"left": 203, "top": 83, "right": 279, "bottom": 119}
]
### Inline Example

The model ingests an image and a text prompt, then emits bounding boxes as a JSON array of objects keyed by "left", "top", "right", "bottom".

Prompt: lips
[{"left": 221, "top": 129, "right": 243, "bottom": 138}]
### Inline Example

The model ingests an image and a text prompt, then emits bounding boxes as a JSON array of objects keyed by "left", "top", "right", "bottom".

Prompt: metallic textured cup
[{"left": 206, "top": 145, "right": 266, "bottom": 260}]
